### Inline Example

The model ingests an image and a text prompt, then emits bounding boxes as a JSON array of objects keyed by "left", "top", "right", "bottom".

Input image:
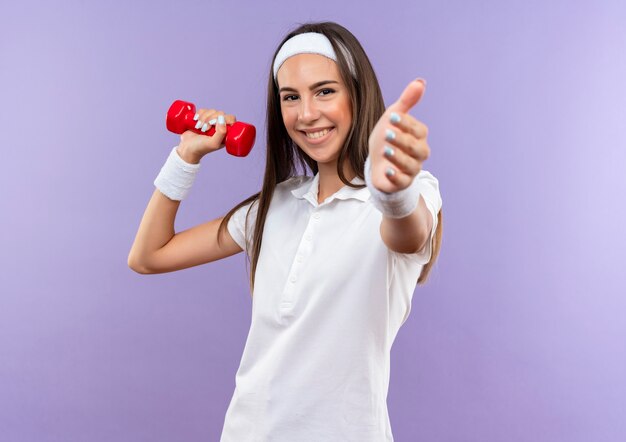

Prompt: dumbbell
[{"left": 166, "top": 100, "right": 256, "bottom": 157}]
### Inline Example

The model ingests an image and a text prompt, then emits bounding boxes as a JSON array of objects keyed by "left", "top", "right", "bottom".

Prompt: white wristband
[
  {"left": 364, "top": 155, "right": 421, "bottom": 218},
  {"left": 153, "top": 146, "right": 201, "bottom": 201}
]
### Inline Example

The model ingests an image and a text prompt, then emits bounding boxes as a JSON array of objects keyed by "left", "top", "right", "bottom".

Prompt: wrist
[
  {"left": 154, "top": 146, "right": 201, "bottom": 201},
  {"left": 364, "top": 155, "right": 421, "bottom": 219},
  {"left": 176, "top": 144, "right": 202, "bottom": 165}
]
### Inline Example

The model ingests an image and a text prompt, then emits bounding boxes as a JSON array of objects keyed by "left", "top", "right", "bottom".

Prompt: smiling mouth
[{"left": 301, "top": 127, "right": 335, "bottom": 141}]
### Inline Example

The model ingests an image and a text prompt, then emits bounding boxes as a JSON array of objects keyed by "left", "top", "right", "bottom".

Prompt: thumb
[{"left": 390, "top": 78, "right": 426, "bottom": 113}]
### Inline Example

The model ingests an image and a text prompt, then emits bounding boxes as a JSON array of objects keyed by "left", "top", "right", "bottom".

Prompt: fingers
[
  {"left": 383, "top": 123, "right": 430, "bottom": 162},
  {"left": 193, "top": 109, "right": 237, "bottom": 132},
  {"left": 381, "top": 142, "right": 423, "bottom": 177},
  {"left": 193, "top": 109, "right": 217, "bottom": 132},
  {"left": 186, "top": 108, "right": 231, "bottom": 151},
  {"left": 380, "top": 161, "right": 415, "bottom": 189},
  {"left": 373, "top": 78, "right": 428, "bottom": 191},
  {"left": 213, "top": 113, "right": 228, "bottom": 142},
  {"left": 389, "top": 111, "right": 428, "bottom": 140}
]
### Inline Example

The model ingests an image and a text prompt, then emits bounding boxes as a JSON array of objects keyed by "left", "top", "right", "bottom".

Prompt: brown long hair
[{"left": 217, "top": 21, "right": 443, "bottom": 296}]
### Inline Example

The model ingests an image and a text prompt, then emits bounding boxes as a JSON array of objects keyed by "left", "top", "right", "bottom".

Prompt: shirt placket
[{"left": 279, "top": 207, "right": 322, "bottom": 314}]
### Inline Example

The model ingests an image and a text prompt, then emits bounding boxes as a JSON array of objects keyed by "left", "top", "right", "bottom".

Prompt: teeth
[{"left": 305, "top": 128, "right": 330, "bottom": 139}]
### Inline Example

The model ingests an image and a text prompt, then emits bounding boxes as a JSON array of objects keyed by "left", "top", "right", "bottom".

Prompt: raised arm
[{"left": 128, "top": 110, "right": 243, "bottom": 274}]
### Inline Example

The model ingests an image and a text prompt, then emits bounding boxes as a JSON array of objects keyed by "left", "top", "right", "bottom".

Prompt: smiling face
[{"left": 276, "top": 53, "right": 353, "bottom": 169}]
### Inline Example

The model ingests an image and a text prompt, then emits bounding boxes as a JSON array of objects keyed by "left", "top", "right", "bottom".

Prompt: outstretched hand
[{"left": 368, "top": 78, "right": 430, "bottom": 193}]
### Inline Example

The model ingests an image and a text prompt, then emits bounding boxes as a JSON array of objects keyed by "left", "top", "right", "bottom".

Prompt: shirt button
[
  {"left": 297, "top": 256, "right": 303, "bottom": 263},
  {"left": 290, "top": 276, "right": 297, "bottom": 283},
  {"left": 313, "top": 213, "right": 320, "bottom": 219},
  {"left": 305, "top": 234, "right": 312, "bottom": 241}
]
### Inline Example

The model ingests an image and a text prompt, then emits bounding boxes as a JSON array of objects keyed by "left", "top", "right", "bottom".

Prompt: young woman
[{"left": 129, "top": 21, "right": 443, "bottom": 442}]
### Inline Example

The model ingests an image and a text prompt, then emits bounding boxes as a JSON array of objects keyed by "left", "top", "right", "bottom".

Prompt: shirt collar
[{"left": 290, "top": 172, "right": 370, "bottom": 206}]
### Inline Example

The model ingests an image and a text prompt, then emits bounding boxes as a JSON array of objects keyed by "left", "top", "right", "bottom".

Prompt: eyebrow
[{"left": 278, "top": 80, "right": 339, "bottom": 94}]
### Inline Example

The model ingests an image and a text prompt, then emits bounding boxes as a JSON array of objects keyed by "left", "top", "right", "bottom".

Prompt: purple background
[{"left": 1, "top": 1, "right": 625, "bottom": 441}]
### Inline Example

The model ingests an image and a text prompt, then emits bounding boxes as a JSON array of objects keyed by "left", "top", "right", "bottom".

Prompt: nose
[{"left": 298, "top": 96, "right": 320, "bottom": 124}]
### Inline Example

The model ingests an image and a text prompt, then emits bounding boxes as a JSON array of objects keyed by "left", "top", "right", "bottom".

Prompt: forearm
[
  {"left": 380, "top": 195, "right": 431, "bottom": 254},
  {"left": 128, "top": 188, "right": 180, "bottom": 269},
  {"left": 128, "top": 145, "right": 200, "bottom": 269}
]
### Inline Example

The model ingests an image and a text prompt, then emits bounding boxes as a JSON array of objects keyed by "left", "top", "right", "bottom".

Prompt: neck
[{"left": 317, "top": 160, "right": 356, "bottom": 204}]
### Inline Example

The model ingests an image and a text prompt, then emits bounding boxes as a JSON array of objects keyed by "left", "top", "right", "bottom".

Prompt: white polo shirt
[{"left": 221, "top": 168, "right": 442, "bottom": 442}]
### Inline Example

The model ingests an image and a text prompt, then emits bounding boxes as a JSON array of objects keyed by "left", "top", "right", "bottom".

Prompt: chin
[{"left": 300, "top": 149, "right": 339, "bottom": 165}]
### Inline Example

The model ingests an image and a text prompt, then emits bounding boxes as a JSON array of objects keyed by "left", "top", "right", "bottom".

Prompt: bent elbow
[{"left": 127, "top": 255, "right": 152, "bottom": 274}]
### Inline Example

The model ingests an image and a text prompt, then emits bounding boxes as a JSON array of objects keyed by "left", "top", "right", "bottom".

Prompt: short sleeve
[
  {"left": 226, "top": 198, "right": 259, "bottom": 254},
  {"left": 393, "top": 169, "right": 443, "bottom": 265}
]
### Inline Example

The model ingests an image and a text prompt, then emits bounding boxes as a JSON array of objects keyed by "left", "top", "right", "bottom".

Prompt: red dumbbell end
[
  {"left": 166, "top": 100, "right": 196, "bottom": 134},
  {"left": 226, "top": 122, "right": 256, "bottom": 157}
]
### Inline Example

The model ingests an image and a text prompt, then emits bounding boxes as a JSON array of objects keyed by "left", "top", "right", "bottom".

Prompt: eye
[
  {"left": 282, "top": 94, "right": 298, "bottom": 102},
  {"left": 318, "top": 88, "right": 335, "bottom": 96}
]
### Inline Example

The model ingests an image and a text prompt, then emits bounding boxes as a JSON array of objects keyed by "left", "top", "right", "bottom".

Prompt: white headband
[{"left": 272, "top": 32, "right": 356, "bottom": 81}]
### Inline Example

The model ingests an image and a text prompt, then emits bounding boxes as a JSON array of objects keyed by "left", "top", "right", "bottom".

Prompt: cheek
[
  {"left": 340, "top": 111, "right": 353, "bottom": 132},
  {"left": 337, "top": 99, "right": 352, "bottom": 129},
  {"left": 281, "top": 108, "right": 296, "bottom": 129},
  {"left": 345, "top": 112, "right": 353, "bottom": 128}
]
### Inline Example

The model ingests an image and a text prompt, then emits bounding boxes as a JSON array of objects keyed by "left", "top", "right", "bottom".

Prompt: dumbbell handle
[{"left": 166, "top": 100, "right": 256, "bottom": 157}]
